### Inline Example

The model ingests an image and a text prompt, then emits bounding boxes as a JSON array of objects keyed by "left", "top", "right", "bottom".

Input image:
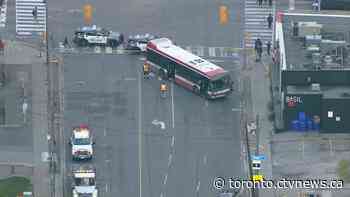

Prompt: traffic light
[
  {"left": 83, "top": 4, "right": 93, "bottom": 24},
  {"left": 219, "top": 6, "right": 229, "bottom": 25}
]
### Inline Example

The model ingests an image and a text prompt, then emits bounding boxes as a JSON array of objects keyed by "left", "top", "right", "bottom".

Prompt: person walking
[
  {"left": 255, "top": 38, "right": 263, "bottom": 62},
  {"left": 263, "top": 0, "right": 267, "bottom": 5},
  {"left": 267, "top": 13, "right": 273, "bottom": 29},
  {"left": 268, "top": 0, "right": 272, "bottom": 7},
  {"left": 266, "top": 41, "right": 271, "bottom": 56},
  {"left": 257, "top": 0, "right": 263, "bottom": 7}
]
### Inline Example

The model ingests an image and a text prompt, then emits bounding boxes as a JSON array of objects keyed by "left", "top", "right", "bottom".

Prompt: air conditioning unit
[
  {"left": 298, "top": 22, "right": 322, "bottom": 37},
  {"left": 311, "top": 83, "right": 320, "bottom": 91}
]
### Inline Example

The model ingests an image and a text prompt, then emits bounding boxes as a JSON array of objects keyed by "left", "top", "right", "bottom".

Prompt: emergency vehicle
[
  {"left": 73, "top": 25, "right": 123, "bottom": 47},
  {"left": 125, "top": 34, "right": 157, "bottom": 52},
  {"left": 146, "top": 38, "right": 234, "bottom": 99},
  {"left": 72, "top": 165, "right": 98, "bottom": 197},
  {"left": 70, "top": 125, "right": 94, "bottom": 160}
]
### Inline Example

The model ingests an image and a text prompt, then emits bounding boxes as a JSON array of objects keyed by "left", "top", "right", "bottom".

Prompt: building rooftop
[
  {"left": 281, "top": 13, "right": 350, "bottom": 71},
  {"left": 286, "top": 85, "right": 350, "bottom": 99}
]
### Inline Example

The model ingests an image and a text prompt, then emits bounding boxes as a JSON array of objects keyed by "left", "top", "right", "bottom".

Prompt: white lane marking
[
  {"left": 196, "top": 181, "right": 201, "bottom": 192},
  {"left": 163, "top": 174, "right": 168, "bottom": 185},
  {"left": 168, "top": 154, "right": 173, "bottom": 167},
  {"left": 205, "top": 101, "right": 208, "bottom": 107},
  {"left": 124, "top": 77, "right": 137, "bottom": 81},
  {"left": 203, "top": 154, "right": 207, "bottom": 165},
  {"left": 139, "top": 57, "right": 146, "bottom": 61},
  {"left": 152, "top": 119, "right": 166, "bottom": 130},
  {"left": 171, "top": 136, "right": 175, "bottom": 147},
  {"left": 232, "top": 108, "right": 242, "bottom": 112},
  {"left": 105, "top": 183, "right": 108, "bottom": 192},
  {"left": 104, "top": 128, "right": 107, "bottom": 137},
  {"left": 160, "top": 192, "right": 164, "bottom": 197},
  {"left": 138, "top": 70, "right": 143, "bottom": 197},
  {"left": 171, "top": 82, "right": 175, "bottom": 129},
  {"left": 284, "top": 12, "right": 350, "bottom": 18}
]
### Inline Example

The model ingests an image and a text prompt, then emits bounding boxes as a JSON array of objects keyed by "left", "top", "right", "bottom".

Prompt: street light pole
[{"left": 45, "top": 0, "right": 49, "bottom": 65}]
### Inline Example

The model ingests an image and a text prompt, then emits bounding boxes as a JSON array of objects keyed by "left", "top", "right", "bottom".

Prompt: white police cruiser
[
  {"left": 125, "top": 33, "right": 157, "bottom": 52},
  {"left": 73, "top": 25, "right": 123, "bottom": 47},
  {"left": 70, "top": 124, "right": 94, "bottom": 160},
  {"left": 72, "top": 164, "right": 98, "bottom": 197}
]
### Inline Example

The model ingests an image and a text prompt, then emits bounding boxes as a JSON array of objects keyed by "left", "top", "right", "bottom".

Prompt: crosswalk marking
[
  {"left": 0, "top": 0, "right": 8, "bottom": 27},
  {"left": 16, "top": 0, "right": 47, "bottom": 36},
  {"left": 244, "top": 0, "right": 275, "bottom": 48}
]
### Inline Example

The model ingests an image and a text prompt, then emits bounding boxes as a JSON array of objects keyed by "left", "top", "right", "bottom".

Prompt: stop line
[{"left": 16, "top": 0, "right": 47, "bottom": 36}]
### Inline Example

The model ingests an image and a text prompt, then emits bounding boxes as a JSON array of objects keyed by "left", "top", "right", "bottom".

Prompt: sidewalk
[
  {"left": 244, "top": 52, "right": 275, "bottom": 197},
  {"left": 1, "top": 40, "right": 50, "bottom": 197}
]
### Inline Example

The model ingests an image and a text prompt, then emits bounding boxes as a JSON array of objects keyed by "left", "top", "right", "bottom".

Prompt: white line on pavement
[
  {"left": 171, "top": 136, "right": 175, "bottom": 147},
  {"left": 160, "top": 192, "right": 164, "bottom": 197},
  {"left": 196, "top": 181, "right": 201, "bottom": 192},
  {"left": 171, "top": 82, "right": 175, "bottom": 129},
  {"left": 163, "top": 174, "right": 168, "bottom": 185},
  {"left": 168, "top": 154, "right": 172, "bottom": 167},
  {"left": 105, "top": 183, "right": 108, "bottom": 192},
  {"left": 203, "top": 154, "right": 207, "bottom": 165},
  {"left": 104, "top": 127, "right": 106, "bottom": 137}
]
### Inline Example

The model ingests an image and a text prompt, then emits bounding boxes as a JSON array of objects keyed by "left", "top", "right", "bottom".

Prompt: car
[
  {"left": 69, "top": 124, "right": 94, "bottom": 160},
  {"left": 72, "top": 164, "right": 98, "bottom": 197},
  {"left": 73, "top": 25, "right": 123, "bottom": 48},
  {"left": 125, "top": 33, "right": 157, "bottom": 52}
]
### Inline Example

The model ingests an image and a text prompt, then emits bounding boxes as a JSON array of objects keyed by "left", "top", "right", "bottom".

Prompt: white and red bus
[{"left": 145, "top": 38, "right": 233, "bottom": 99}]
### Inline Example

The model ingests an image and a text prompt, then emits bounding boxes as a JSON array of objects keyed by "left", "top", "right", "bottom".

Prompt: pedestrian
[
  {"left": 63, "top": 36, "right": 69, "bottom": 48},
  {"left": 263, "top": 0, "right": 267, "bottom": 5},
  {"left": 32, "top": 6, "right": 38, "bottom": 20},
  {"left": 267, "top": 13, "right": 273, "bottom": 29},
  {"left": 266, "top": 41, "right": 271, "bottom": 56},
  {"left": 258, "top": 0, "right": 263, "bottom": 7},
  {"left": 0, "top": 39, "right": 4, "bottom": 56},
  {"left": 255, "top": 38, "right": 263, "bottom": 62},
  {"left": 269, "top": 0, "right": 272, "bottom": 7}
]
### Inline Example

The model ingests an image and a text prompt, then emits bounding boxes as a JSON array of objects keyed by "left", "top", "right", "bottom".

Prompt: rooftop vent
[
  {"left": 341, "top": 92, "right": 350, "bottom": 97},
  {"left": 311, "top": 83, "right": 320, "bottom": 91}
]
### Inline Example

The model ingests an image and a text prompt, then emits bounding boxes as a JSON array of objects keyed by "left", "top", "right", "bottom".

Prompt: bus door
[{"left": 168, "top": 64, "right": 175, "bottom": 79}]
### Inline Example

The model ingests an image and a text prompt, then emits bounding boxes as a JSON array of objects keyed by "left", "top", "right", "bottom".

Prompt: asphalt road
[{"left": 57, "top": 0, "right": 245, "bottom": 197}]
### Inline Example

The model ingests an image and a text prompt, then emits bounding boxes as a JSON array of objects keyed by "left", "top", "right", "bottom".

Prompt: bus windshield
[{"left": 209, "top": 75, "right": 231, "bottom": 91}]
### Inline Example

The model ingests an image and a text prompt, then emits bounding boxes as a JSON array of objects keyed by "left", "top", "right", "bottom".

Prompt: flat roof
[
  {"left": 148, "top": 38, "right": 225, "bottom": 78},
  {"left": 281, "top": 13, "right": 350, "bottom": 71}
]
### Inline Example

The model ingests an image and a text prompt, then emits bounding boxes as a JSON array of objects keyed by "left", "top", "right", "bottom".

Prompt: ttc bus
[{"left": 145, "top": 38, "right": 233, "bottom": 99}]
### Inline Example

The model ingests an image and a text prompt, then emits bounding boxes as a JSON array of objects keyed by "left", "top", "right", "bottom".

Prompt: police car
[
  {"left": 73, "top": 25, "right": 123, "bottom": 47},
  {"left": 72, "top": 164, "right": 98, "bottom": 197},
  {"left": 125, "top": 33, "right": 157, "bottom": 52},
  {"left": 70, "top": 124, "right": 94, "bottom": 160}
]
